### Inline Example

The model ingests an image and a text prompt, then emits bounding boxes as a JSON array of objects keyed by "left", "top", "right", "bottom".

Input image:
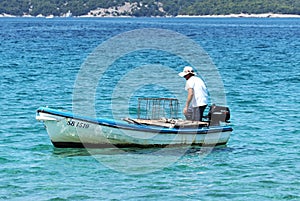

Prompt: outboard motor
[{"left": 207, "top": 104, "right": 230, "bottom": 126}]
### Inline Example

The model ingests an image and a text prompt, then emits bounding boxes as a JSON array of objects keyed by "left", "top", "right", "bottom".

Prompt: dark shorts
[{"left": 184, "top": 105, "right": 207, "bottom": 121}]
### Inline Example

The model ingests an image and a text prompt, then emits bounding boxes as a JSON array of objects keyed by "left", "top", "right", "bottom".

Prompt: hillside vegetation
[{"left": 0, "top": 0, "right": 299, "bottom": 17}]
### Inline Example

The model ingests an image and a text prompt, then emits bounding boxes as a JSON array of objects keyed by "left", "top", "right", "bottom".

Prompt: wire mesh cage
[{"left": 137, "top": 98, "right": 179, "bottom": 120}]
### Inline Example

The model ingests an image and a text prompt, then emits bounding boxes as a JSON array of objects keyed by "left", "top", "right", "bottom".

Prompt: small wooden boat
[{"left": 36, "top": 98, "right": 232, "bottom": 148}]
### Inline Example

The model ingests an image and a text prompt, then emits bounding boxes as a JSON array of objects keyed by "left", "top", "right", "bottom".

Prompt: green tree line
[{"left": 0, "top": 0, "right": 299, "bottom": 17}]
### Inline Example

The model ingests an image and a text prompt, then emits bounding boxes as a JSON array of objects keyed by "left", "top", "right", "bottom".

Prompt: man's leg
[{"left": 199, "top": 105, "right": 207, "bottom": 121}]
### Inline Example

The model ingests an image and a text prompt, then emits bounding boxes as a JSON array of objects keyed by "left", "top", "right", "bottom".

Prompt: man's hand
[{"left": 183, "top": 106, "right": 188, "bottom": 115}]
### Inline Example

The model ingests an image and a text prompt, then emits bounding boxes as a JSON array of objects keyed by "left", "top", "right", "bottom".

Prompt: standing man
[{"left": 178, "top": 66, "right": 208, "bottom": 121}]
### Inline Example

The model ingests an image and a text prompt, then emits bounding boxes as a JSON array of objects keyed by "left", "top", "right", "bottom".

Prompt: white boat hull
[{"left": 36, "top": 107, "right": 232, "bottom": 148}]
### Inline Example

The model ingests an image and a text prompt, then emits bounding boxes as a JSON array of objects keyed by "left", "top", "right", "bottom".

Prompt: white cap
[{"left": 178, "top": 66, "right": 197, "bottom": 77}]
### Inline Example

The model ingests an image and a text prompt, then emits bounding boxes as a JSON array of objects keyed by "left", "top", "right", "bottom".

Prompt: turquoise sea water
[{"left": 0, "top": 17, "right": 299, "bottom": 200}]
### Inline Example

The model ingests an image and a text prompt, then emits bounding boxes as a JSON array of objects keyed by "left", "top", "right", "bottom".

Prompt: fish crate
[{"left": 137, "top": 98, "right": 179, "bottom": 120}]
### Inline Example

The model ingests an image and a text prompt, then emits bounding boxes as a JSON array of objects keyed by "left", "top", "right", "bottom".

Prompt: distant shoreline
[
  {"left": 1, "top": 13, "right": 300, "bottom": 18},
  {"left": 176, "top": 13, "right": 300, "bottom": 18}
]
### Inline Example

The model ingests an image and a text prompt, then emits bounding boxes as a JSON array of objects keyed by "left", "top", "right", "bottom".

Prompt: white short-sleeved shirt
[{"left": 185, "top": 76, "right": 208, "bottom": 107}]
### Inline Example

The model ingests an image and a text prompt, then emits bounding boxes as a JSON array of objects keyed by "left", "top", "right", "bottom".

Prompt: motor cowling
[{"left": 207, "top": 104, "right": 230, "bottom": 125}]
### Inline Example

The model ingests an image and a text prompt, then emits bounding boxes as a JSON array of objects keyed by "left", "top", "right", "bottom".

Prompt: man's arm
[{"left": 183, "top": 88, "right": 193, "bottom": 115}]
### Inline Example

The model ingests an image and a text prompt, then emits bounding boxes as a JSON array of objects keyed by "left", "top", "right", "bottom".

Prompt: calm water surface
[{"left": 0, "top": 17, "right": 299, "bottom": 200}]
